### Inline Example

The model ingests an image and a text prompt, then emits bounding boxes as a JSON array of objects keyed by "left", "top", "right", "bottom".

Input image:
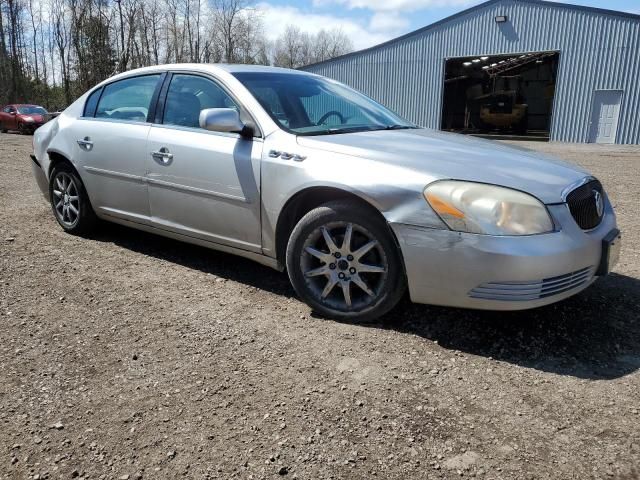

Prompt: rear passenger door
[
  {"left": 146, "top": 73, "right": 263, "bottom": 252},
  {"left": 69, "top": 74, "right": 163, "bottom": 223}
]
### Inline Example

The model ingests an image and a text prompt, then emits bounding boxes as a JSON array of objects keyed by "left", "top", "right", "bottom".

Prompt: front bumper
[
  {"left": 391, "top": 201, "right": 618, "bottom": 311},
  {"left": 24, "top": 123, "right": 44, "bottom": 132}
]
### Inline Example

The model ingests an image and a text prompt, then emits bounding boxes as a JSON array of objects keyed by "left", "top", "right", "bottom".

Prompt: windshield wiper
[
  {"left": 303, "top": 125, "right": 378, "bottom": 136},
  {"left": 383, "top": 124, "right": 417, "bottom": 130},
  {"left": 300, "top": 124, "right": 418, "bottom": 136}
]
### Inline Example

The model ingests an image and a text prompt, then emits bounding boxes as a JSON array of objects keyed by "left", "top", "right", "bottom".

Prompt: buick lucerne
[{"left": 30, "top": 64, "right": 621, "bottom": 321}]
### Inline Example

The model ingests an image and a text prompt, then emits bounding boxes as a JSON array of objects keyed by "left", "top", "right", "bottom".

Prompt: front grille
[
  {"left": 566, "top": 180, "right": 604, "bottom": 230},
  {"left": 468, "top": 267, "right": 594, "bottom": 301}
]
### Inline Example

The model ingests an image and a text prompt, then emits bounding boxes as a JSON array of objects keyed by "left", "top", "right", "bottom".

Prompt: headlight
[
  {"left": 423, "top": 180, "right": 554, "bottom": 236},
  {"left": 23, "top": 116, "right": 34, "bottom": 122}
]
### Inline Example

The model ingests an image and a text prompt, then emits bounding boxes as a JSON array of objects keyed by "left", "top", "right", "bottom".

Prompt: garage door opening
[{"left": 441, "top": 51, "right": 559, "bottom": 141}]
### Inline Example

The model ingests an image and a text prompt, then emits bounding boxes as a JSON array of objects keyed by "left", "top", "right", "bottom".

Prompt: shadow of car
[{"left": 89, "top": 222, "right": 640, "bottom": 381}]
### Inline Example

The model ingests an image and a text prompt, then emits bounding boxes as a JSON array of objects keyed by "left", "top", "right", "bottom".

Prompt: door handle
[
  {"left": 151, "top": 147, "right": 173, "bottom": 164},
  {"left": 77, "top": 137, "right": 93, "bottom": 151}
]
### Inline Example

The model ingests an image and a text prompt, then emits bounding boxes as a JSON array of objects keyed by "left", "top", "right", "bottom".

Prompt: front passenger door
[{"left": 146, "top": 73, "right": 262, "bottom": 252}]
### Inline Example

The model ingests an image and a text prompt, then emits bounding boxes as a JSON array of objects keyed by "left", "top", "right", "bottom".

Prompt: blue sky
[{"left": 257, "top": 0, "right": 640, "bottom": 50}]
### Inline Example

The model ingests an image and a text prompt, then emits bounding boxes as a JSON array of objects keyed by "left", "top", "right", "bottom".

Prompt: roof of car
[
  {"left": 2, "top": 104, "right": 45, "bottom": 110},
  {"left": 212, "top": 64, "right": 309, "bottom": 74},
  {"left": 88, "top": 64, "right": 318, "bottom": 94},
  {"left": 111, "top": 63, "right": 311, "bottom": 79}
]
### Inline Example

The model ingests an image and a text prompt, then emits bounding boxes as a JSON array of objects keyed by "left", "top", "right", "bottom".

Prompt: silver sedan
[{"left": 31, "top": 64, "right": 621, "bottom": 321}]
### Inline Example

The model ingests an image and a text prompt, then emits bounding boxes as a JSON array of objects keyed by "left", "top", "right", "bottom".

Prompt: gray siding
[{"left": 303, "top": 0, "right": 640, "bottom": 144}]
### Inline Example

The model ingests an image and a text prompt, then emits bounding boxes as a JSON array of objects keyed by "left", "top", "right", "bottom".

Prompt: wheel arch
[
  {"left": 45, "top": 150, "right": 97, "bottom": 208},
  {"left": 46, "top": 149, "right": 76, "bottom": 178},
  {"left": 274, "top": 185, "right": 402, "bottom": 267}
]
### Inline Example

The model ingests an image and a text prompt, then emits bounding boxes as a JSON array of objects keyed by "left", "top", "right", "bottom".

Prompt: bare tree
[
  {"left": 51, "top": 0, "right": 71, "bottom": 103},
  {"left": 213, "top": 0, "right": 262, "bottom": 63},
  {"left": 273, "top": 25, "right": 307, "bottom": 68},
  {"left": 0, "top": 0, "right": 355, "bottom": 108},
  {"left": 273, "top": 26, "right": 353, "bottom": 68},
  {"left": 312, "top": 28, "right": 352, "bottom": 63}
]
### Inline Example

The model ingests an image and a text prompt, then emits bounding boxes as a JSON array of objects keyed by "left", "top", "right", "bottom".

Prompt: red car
[{"left": 0, "top": 104, "right": 48, "bottom": 134}]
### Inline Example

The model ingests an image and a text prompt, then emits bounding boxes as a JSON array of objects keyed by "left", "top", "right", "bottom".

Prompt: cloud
[
  {"left": 256, "top": 3, "right": 398, "bottom": 49},
  {"left": 369, "top": 12, "right": 410, "bottom": 31},
  {"left": 313, "top": 0, "right": 478, "bottom": 13}
]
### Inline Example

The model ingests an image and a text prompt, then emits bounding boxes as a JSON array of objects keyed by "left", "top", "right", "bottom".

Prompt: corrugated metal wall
[{"left": 303, "top": 0, "right": 640, "bottom": 144}]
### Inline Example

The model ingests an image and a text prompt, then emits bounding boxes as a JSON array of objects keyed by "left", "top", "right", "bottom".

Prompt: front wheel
[
  {"left": 286, "top": 200, "right": 406, "bottom": 322},
  {"left": 49, "top": 163, "right": 97, "bottom": 235}
]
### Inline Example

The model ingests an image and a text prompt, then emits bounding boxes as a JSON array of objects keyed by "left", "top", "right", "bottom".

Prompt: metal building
[{"left": 302, "top": 0, "right": 640, "bottom": 144}]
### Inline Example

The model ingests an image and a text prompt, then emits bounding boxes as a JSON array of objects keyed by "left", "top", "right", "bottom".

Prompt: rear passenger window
[
  {"left": 96, "top": 75, "right": 160, "bottom": 122},
  {"left": 83, "top": 88, "right": 102, "bottom": 117},
  {"left": 163, "top": 74, "right": 239, "bottom": 129}
]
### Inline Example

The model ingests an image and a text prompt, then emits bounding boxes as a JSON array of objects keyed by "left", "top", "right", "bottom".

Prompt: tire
[
  {"left": 49, "top": 162, "right": 97, "bottom": 235},
  {"left": 18, "top": 123, "right": 27, "bottom": 135},
  {"left": 286, "top": 200, "right": 406, "bottom": 322}
]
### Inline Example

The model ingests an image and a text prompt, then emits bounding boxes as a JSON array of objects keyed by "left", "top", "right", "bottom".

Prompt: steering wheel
[{"left": 317, "top": 111, "right": 345, "bottom": 126}]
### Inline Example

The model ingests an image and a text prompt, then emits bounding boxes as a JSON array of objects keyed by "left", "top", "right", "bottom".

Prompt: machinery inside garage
[{"left": 441, "top": 51, "right": 559, "bottom": 140}]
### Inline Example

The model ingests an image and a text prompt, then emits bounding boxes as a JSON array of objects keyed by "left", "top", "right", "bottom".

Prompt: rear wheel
[
  {"left": 49, "top": 163, "right": 97, "bottom": 235},
  {"left": 286, "top": 200, "right": 406, "bottom": 322}
]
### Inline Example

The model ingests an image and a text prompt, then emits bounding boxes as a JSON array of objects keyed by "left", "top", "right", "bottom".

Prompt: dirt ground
[{"left": 1, "top": 132, "right": 639, "bottom": 480}]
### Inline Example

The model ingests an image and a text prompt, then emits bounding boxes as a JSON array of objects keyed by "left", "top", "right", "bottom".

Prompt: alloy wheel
[
  {"left": 52, "top": 172, "right": 81, "bottom": 228},
  {"left": 300, "top": 221, "right": 388, "bottom": 312}
]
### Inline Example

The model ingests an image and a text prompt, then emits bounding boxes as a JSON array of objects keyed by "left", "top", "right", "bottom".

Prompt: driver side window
[{"left": 163, "top": 74, "right": 239, "bottom": 129}]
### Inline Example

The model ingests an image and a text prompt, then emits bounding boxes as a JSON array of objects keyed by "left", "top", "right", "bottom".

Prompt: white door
[
  {"left": 146, "top": 73, "right": 263, "bottom": 253},
  {"left": 71, "top": 74, "right": 163, "bottom": 222},
  {"left": 589, "top": 90, "right": 622, "bottom": 144}
]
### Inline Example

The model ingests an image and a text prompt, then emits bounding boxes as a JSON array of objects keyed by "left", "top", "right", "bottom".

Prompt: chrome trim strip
[
  {"left": 473, "top": 273, "right": 592, "bottom": 296},
  {"left": 83, "top": 166, "right": 249, "bottom": 203},
  {"left": 78, "top": 117, "right": 152, "bottom": 127},
  {"left": 469, "top": 267, "right": 595, "bottom": 301},
  {"left": 83, "top": 166, "right": 145, "bottom": 183},
  {"left": 560, "top": 175, "right": 598, "bottom": 202},
  {"left": 145, "top": 177, "right": 249, "bottom": 203},
  {"left": 482, "top": 266, "right": 592, "bottom": 287},
  {"left": 150, "top": 122, "right": 245, "bottom": 140}
]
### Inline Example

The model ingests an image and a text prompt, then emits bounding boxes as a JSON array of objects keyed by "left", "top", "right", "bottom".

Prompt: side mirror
[
  {"left": 199, "top": 108, "right": 252, "bottom": 137},
  {"left": 9, "top": 111, "right": 16, "bottom": 116}
]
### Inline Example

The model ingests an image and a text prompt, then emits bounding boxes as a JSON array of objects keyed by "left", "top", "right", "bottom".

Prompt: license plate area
[{"left": 597, "top": 229, "right": 621, "bottom": 276}]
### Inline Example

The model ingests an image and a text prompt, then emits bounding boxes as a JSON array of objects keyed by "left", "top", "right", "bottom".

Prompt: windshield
[
  {"left": 232, "top": 72, "right": 416, "bottom": 136},
  {"left": 18, "top": 106, "right": 47, "bottom": 115}
]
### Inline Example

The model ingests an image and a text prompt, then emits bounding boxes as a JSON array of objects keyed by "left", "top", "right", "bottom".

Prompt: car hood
[{"left": 296, "top": 129, "right": 589, "bottom": 204}]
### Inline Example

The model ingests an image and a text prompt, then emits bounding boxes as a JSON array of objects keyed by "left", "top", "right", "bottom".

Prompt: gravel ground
[{"left": 1, "top": 132, "right": 639, "bottom": 480}]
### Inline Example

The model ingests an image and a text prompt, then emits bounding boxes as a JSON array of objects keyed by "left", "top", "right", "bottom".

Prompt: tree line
[{"left": 0, "top": 0, "right": 353, "bottom": 109}]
